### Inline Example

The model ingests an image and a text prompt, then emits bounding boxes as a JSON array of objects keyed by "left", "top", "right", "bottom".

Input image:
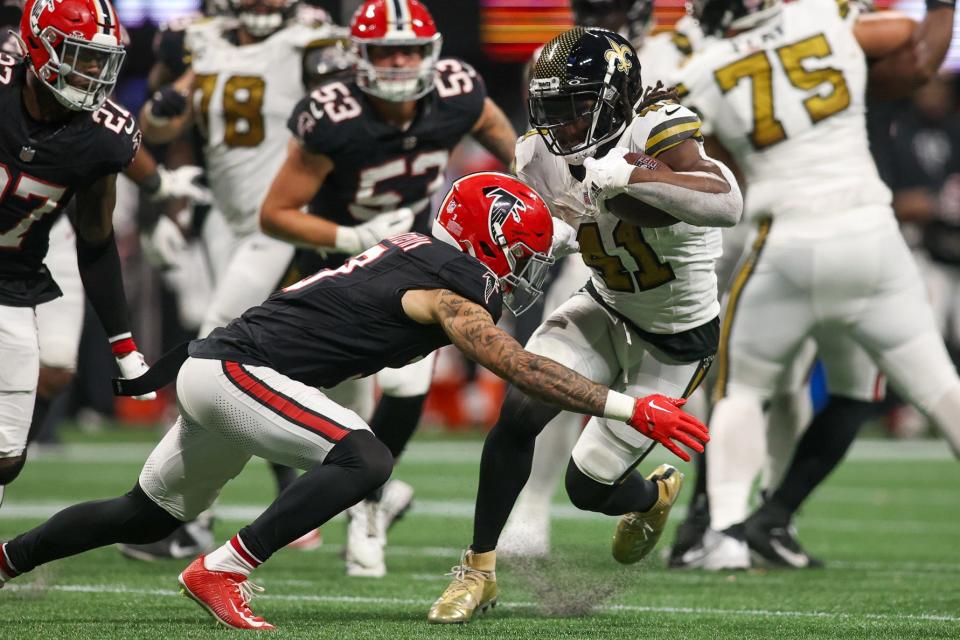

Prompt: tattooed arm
[{"left": 403, "top": 288, "right": 608, "bottom": 416}]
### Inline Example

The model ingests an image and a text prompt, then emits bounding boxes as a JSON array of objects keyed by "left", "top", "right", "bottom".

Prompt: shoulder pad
[
  {"left": 635, "top": 102, "right": 703, "bottom": 157},
  {"left": 91, "top": 101, "right": 142, "bottom": 170},
  {"left": 288, "top": 80, "right": 363, "bottom": 154},
  {"left": 434, "top": 58, "right": 486, "bottom": 102}
]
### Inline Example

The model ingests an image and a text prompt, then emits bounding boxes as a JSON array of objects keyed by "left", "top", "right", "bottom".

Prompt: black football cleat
[{"left": 743, "top": 504, "right": 823, "bottom": 569}]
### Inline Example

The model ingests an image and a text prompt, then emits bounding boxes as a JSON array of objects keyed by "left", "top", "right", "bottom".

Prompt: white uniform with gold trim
[
  {"left": 674, "top": 0, "right": 960, "bottom": 532},
  {"left": 185, "top": 18, "right": 344, "bottom": 336},
  {"left": 515, "top": 105, "right": 722, "bottom": 483}
]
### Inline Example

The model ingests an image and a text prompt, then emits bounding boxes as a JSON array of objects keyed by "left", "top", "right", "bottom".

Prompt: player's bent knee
[
  {"left": 564, "top": 458, "right": 613, "bottom": 512},
  {"left": 493, "top": 386, "right": 561, "bottom": 442},
  {"left": 0, "top": 454, "right": 27, "bottom": 485},
  {"left": 331, "top": 430, "right": 394, "bottom": 490}
]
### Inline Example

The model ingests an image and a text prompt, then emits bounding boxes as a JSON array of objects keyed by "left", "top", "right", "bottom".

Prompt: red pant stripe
[{"left": 222, "top": 361, "right": 350, "bottom": 443}]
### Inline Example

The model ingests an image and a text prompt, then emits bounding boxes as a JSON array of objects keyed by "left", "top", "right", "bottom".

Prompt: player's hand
[
  {"left": 551, "top": 217, "right": 580, "bottom": 258},
  {"left": 334, "top": 207, "right": 415, "bottom": 255},
  {"left": 147, "top": 86, "right": 188, "bottom": 122},
  {"left": 141, "top": 216, "right": 188, "bottom": 271},
  {"left": 628, "top": 394, "right": 709, "bottom": 462},
  {"left": 114, "top": 351, "right": 157, "bottom": 401},
  {"left": 583, "top": 147, "right": 635, "bottom": 193},
  {"left": 153, "top": 165, "right": 212, "bottom": 204}
]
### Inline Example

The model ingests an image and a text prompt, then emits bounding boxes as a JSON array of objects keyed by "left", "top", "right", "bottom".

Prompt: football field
[{"left": 1, "top": 430, "right": 958, "bottom": 640}]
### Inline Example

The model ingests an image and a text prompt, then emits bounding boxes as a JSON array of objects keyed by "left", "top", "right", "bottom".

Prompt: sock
[
  {"left": 770, "top": 395, "right": 872, "bottom": 513},
  {"left": 565, "top": 460, "right": 659, "bottom": 515},
  {"left": 0, "top": 542, "right": 20, "bottom": 581},
  {"left": 204, "top": 534, "right": 262, "bottom": 577},
  {"left": 707, "top": 394, "right": 767, "bottom": 531},
  {"left": 368, "top": 393, "right": 427, "bottom": 459}
]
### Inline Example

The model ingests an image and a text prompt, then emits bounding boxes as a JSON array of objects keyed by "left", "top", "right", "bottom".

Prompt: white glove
[
  {"left": 140, "top": 215, "right": 188, "bottom": 270},
  {"left": 153, "top": 165, "right": 212, "bottom": 204},
  {"left": 551, "top": 217, "right": 580, "bottom": 258},
  {"left": 334, "top": 207, "right": 415, "bottom": 255},
  {"left": 582, "top": 147, "right": 635, "bottom": 210},
  {"left": 115, "top": 351, "right": 157, "bottom": 401}
]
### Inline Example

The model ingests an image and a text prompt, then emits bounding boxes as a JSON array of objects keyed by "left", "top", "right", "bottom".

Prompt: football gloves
[
  {"left": 628, "top": 394, "right": 709, "bottom": 462},
  {"left": 550, "top": 217, "right": 580, "bottom": 258},
  {"left": 153, "top": 165, "right": 212, "bottom": 204},
  {"left": 110, "top": 335, "right": 156, "bottom": 402},
  {"left": 334, "top": 207, "right": 415, "bottom": 255},
  {"left": 141, "top": 215, "right": 188, "bottom": 271},
  {"left": 148, "top": 86, "right": 189, "bottom": 122},
  {"left": 582, "top": 147, "right": 635, "bottom": 214}
]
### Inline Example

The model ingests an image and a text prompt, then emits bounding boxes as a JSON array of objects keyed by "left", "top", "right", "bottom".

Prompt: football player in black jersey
[
  {"left": 0, "top": 173, "right": 708, "bottom": 630},
  {"left": 0, "top": 0, "right": 158, "bottom": 509},
  {"left": 261, "top": 0, "right": 519, "bottom": 577}
]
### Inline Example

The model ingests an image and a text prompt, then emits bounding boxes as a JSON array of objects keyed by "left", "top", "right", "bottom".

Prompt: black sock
[
  {"left": 564, "top": 459, "right": 659, "bottom": 515},
  {"left": 269, "top": 462, "right": 299, "bottom": 494},
  {"left": 5, "top": 484, "right": 183, "bottom": 573},
  {"left": 769, "top": 395, "right": 873, "bottom": 514},
  {"left": 369, "top": 393, "right": 427, "bottom": 459},
  {"left": 470, "top": 386, "right": 559, "bottom": 553},
  {"left": 238, "top": 431, "right": 392, "bottom": 563}
]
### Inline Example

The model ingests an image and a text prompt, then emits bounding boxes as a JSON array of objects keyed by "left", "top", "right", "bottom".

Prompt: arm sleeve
[{"left": 76, "top": 231, "right": 132, "bottom": 339}]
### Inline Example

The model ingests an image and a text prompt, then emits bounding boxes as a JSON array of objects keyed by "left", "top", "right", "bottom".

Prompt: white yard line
[
  {"left": 5, "top": 582, "right": 957, "bottom": 623},
  {"left": 25, "top": 438, "right": 957, "bottom": 464}
]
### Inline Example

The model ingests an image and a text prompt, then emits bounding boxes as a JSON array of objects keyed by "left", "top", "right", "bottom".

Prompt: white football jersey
[
  {"left": 637, "top": 16, "right": 702, "bottom": 87},
  {"left": 187, "top": 18, "right": 341, "bottom": 235},
  {"left": 516, "top": 104, "right": 722, "bottom": 334},
  {"left": 674, "top": 0, "right": 891, "bottom": 234}
]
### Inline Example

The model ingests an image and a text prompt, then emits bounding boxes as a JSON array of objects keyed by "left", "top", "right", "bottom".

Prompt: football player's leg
[
  {"left": 471, "top": 293, "right": 619, "bottom": 554},
  {"left": 32, "top": 220, "right": 84, "bottom": 444},
  {"left": 198, "top": 231, "right": 295, "bottom": 337},
  {"left": 762, "top": 339, "right": 816, "bottom": 494},
  {"left": 847, "top": 229, "right": 960, "bottom": 455},
  {"left": 566, "top": 349, "right": 704, "bottom": 565},
  {"left": 0, "top": 306, "right": 41, "bottom": 509},
  {"left": 499, "top": 412, "right": 581, "bottom": 557}
]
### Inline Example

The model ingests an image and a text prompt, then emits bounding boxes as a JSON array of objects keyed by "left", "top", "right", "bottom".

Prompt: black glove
[{"left": 149, "top": 86, "right": 188, "bottom": 120}]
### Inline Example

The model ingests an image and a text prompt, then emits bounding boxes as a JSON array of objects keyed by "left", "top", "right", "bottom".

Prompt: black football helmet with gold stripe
[
  {"left": 689, "top": 0, "right": 782, "bottom": 37},
  {"left": 528, "top": 28, "right": 642, "bottom": 164}
]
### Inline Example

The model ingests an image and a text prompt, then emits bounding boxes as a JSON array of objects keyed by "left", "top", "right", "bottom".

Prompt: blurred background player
[
  {"left": 119, "top": 0, "right": 347, "bottom": 560},
  {"left": 0, "top": 0, "right": 153, "bottom": 509},
  {"left": 260, "top": 0, "right": 518, "bottom": 577},
  {"left": 428, "top": 27, "right": 741, "bottom": 623},
  {"left": 673, "top": 0, "right": 960, "bottom": 570}
]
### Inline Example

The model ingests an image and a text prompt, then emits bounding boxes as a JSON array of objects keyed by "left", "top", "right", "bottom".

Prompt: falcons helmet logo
[{"left": 483, "top": 186, "right": 526, "bottom": 232}]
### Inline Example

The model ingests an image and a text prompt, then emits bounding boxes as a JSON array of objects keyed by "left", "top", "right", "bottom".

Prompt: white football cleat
[
  {"left": 498, "top": 504, "right": 550, "bottom": 558},
  {"left": 345, "top": 479, "right": 414, "bottom": 578},
  {"left": 672, "top": 528, "right": 750, "bottom": 571}
]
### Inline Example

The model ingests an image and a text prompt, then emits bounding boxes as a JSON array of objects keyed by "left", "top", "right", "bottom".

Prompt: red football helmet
[
  {"left": 350, "top": 0, "right": 441, "bottom": 102},
  {"left": 20, "top": 0, "right": 125, "bottom": 111},
  {"left": 228, "top": 0, "right": 298, "bottom": 38},
  {"left": 434, "top": 172, "right": 556, "bottom": 316}
]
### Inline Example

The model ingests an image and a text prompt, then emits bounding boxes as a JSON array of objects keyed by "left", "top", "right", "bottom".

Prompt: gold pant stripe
[{"left": 713, "top": 218, "right": 772, "bottom": 402}]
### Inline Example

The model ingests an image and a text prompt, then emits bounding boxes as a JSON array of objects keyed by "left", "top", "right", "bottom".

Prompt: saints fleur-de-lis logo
[{"left": 604, "top": 37, "right": 632, "bottom": 73}]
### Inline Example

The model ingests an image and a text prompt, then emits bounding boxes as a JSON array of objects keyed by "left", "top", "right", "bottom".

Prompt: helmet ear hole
[{"left": 478, "top": 241, "right": 498, "bottom": 258}]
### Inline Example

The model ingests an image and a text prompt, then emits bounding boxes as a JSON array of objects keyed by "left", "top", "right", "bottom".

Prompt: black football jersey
[
  {"left": 289, "top": 59, "right": 484, "bottom": 226},
  {"left": 0, "top": 57, "right": 141, "bottom": 306},
  {"left": 189, "top": 233, "right": 503, "bottom": 389}
]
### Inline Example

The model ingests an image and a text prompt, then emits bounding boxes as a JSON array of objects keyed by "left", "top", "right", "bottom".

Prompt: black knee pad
[
  {"left": 0, "top": 454, "right": 27, "bottom": 485},
  {"left": 564, "top": 458, "right": 609, "bottom": 512},
  {"left": 330, "top": 431, "right": 394, "bottom": 490},
  {"left": 492, "top": 385, "right": 562, "bottom": 444}
]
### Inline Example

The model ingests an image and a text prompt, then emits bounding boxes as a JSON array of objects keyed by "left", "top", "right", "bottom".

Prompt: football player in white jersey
[
  {"left": 674, "top": 0, "right": 960, "bottom": 569},
  {"left": 428, "top": 27, "right": 742, "bottom": 623}
]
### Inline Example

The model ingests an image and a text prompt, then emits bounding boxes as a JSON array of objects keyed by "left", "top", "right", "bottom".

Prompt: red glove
[{"left": 628, "top": 394, "right": 709, "bottom": 462}]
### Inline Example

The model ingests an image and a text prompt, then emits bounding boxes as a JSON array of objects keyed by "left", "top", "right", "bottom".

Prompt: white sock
[
  {"left": 204, "top": 534, "right": 262, "bottom": 577},
  {"left": 762, "top": 387, "right": 812, "bottom": 493},
  {"left": 707, "top": 394, "right": 767, "bottom": 531}
]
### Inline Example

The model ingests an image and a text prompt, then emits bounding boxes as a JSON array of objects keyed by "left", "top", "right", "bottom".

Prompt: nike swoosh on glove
[
  {"left": 115, "top": 351, "right": 157, "bottom": 401},
  {"left": 628, "top": 394, "right": 709, "bottom": 462}
]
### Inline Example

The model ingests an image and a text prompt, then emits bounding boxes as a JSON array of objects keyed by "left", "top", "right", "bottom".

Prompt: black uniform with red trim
[
  {"left": 286, "top": 58, "right": 485, "bottom": 275},
  {"left": 189, "top": 232, "right": 502, "bottom": 389},
  {"left": 0, "top": 56, "right": 141, "bottom": 306}
]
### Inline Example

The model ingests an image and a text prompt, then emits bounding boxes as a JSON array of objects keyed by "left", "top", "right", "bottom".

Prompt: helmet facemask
[
  {"left": 528, "top": 77, "right": 629, "bottom": 164},
  {"left": 354, "top": 36, "right": 441, "bottom": 102},
  {"left": 500, "top": 242, "right": 554, "bottom": 316},
  {"left": 36, "top": 28, "right": 124, "bottom": 111},
  {"left": 230, "top": 0, "right": 297, "bottom": 38}
]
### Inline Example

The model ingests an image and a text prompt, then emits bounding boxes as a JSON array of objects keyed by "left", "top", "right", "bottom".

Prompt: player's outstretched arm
[
  {"left": 71, "top": 175, "right": 155, "bottom": 400},
  {"left": 412, "top": 288, "right": 709, "bottom": 460},
  {"left": 470, "top": 97, "right": 518, "bottom": 167},
  {"left": 139, "top": 70, "right": 195, "bottom": 145},
  {"left": 859, "top": 1, "right": 955, "bottom": 97},
  {"left": 585, "top": 141, "right": 743, "bottom": 228}
]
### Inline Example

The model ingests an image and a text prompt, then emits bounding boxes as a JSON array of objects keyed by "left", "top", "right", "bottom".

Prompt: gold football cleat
[
  {"left": 427, "top": 549, "right": 497, "bottom": 624},
  {"left": 612, "top": 464, "right": 684, "bottom": 565}
]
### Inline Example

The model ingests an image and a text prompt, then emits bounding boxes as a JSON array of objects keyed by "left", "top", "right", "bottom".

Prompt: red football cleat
[{"left": 178, "top": 556, "right": 275, "bottom": 630}]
